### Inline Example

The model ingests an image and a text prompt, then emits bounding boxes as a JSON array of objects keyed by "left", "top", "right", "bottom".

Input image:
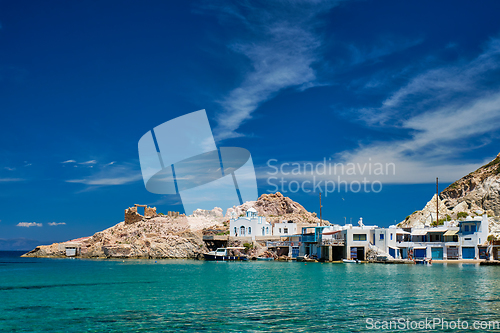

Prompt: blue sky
[{"left": 2, "top": 0, "right": 500, "bottom": 248}]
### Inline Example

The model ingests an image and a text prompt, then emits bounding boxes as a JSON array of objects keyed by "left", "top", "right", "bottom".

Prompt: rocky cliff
[
  {"left": 440, "top": 153, "right": 500, "bottom": 216},
  {"left": 226, "top": 192, "right": 329, "bottom": 225},
  {"left": 23, "top": 193, "right": 324, "bottom": 259},
  {"left": 398, "top": 153, "right": 500, "bottom": 233},
  {"left": 23, "top": 215, "right": 212, "bottom": 259}
]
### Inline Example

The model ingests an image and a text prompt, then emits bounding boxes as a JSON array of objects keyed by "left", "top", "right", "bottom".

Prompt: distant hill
[{"left": 0, "top": 238, "right": 43, "bottom": 251}]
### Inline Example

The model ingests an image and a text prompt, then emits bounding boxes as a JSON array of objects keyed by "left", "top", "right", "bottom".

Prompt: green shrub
[
  {"left": 243, "top": 242, "right": 253, "bottom": 252},
  {"left": 457, "top": 212, "right": 468, "bottom": 219}
]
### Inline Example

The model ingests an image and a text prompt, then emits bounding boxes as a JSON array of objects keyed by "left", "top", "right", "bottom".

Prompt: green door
[{"left": 431, "top": 247, "right": 443, "bottom": 260}]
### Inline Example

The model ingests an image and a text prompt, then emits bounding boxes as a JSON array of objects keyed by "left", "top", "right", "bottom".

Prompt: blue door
[
  {"left": 431, "top": 247, "right": 443, "bottom": 260},
  {"left": 414, "top": 249, "right": 426, "bottom": 259},
  {"left": 291, "top": 247, "right": 299, "bottom": 258},
  {"left": 350, "top": 247, "right": 357, "bottom": 259},
  {"left": 462, "top": 247, "right": 475, "bottom": 259},
  {"left": 389, "top": 248, "right": 396, "bottom": 258}
]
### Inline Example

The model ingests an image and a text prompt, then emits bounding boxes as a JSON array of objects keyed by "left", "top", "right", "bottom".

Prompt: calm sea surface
[{"left": 2, "top": 251, "right": 500, "bottom": 332}]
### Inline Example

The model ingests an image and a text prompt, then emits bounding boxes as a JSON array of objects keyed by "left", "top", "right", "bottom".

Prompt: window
[
  {"left": 464, "top": 225, "right": 469, "bottom": 232},
  {"left": 284, "top": 228, "right": 288, "bottom": 234},
  {"left": 266, "top": 227, "right": 269, "bottom": 234},
  {"left": 465, "top": 237, "right": 472, "bottom": 240},
  {"left": 234, "top": 227, "right": 237, "bottom": 235},
  {"left": 380, "top": 234, "right": 384, "bottom": 240},
  {"left": 248, "top": 227, "right": 252, "bottom": 235},
  {"left": 471, "top": 225, "right": 477, "bottom": 232},
  {"left": 279, "top": 228, "right": 281, "bottom": 233},
  {"left": 353, "top": 234, "right": 367, "bottom": 241},
  {"left": 390, "top": 234, "right": 393, "bottom": 240}
]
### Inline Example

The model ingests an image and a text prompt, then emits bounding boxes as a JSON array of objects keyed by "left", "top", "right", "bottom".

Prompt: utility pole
[
  {"left": 436, "top": 177, "right": 439, "bottom": 225},
  {"left": 319, "top": 192, "right": 323, "bottom": 225}
]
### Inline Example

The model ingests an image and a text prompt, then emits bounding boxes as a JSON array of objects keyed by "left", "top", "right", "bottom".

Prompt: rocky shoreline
[{"left": 22, "top": 192, "right": 327, "bottom": 259}]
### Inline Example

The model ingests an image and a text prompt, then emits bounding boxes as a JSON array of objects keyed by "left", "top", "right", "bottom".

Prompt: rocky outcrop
[
  {"left": 23, "top": 192, "right": 326, "bottom": 259},
  {"left": 23, "top": 215, "right": 208, "bottom": 259},
  {"left": 440, "top": 153, "right": 500, "bottom": 217},
  {"left": 226, "top": 192, "right": 329, "bottom": 225},
  {"left": 398, "top": 153, "right": 500, "bottom": 233},
  {"left": 399, "top": 194, "right": 452, "bottom": 228}
]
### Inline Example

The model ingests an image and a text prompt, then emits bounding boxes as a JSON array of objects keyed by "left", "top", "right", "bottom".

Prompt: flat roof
[
  {"left": 322, "top": 230, "right": 341, "bottom": 235},
  {"left": 427, "top": 227, "right": 448, "bottom": 233}
]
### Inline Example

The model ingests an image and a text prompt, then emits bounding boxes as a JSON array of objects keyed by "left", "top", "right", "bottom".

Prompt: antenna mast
[
  {"left": 319, "top": 192, "right": 323, "bottom": 225},
  {"left": 436, "top": 177, "right": 439, "bottom": 225}
]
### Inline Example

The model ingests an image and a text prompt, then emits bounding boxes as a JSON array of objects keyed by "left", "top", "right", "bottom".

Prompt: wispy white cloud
[
  {"left": 335, "top": 36, "right": 500, "bottom": 182},
  {"left": 356, "top": 37, "right": 500, "bottom": 126},
  {"left": 66, "top": 164, "right": 142, "bottom": 186},
  {"left": 48, "top": 222, "right": 66, "bottom": 226},
  {"left": 17, "top": 222, "right": 42, "bottom": 228},
  {"left": 0, "top": 178, "right": 24, "bottom": 182},
  {"left": 203, "top": 1, "right": 341, "bottom": 141},
  {"left": 61, "top": 160, "right": 76, "bottom": 164},
  {"left": 79, "top": 160, "right": 97, "bottom": 165},
  {"left": 67, "top": 175, "right": 142, "bottom": 186},
  {"left": 4, "top": 167, "right": 15, "bottom": 171}
]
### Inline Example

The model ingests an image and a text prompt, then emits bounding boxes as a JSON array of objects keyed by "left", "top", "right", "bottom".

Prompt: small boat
[
  {"left": 296, "top": 255, "right": 318, "bottom": 262},
  {"left": 256, "top": 256, "right": 274, "bottom": 261},
  {"left": 203, "top": 247, "right": 248, "bottom": 261},
  {"left": 414, "top": 258, "right": 432, "bottom": 265},
  {"left": 343, "top": 259, "right": 360, "bottom": 263}
]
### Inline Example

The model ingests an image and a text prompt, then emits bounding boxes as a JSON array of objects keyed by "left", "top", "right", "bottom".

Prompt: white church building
[{"left": 229, "top": 207, "right": 272, "bottom": 237}]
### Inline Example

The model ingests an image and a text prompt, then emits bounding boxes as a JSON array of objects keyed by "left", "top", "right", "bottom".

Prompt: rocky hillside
[
  {"left": 23, "top": 193, "right": 324, "bottom": 259},
  {"left": 226, "top": 192, "right": 329, "bottom": 225},
  {"left": 440, "top": 153, "right": 500, "bottom": 216},
  {"left": 399, "top": 153, "right": 500, "bottom": 233},
  {"left": 22, "top": 214, "right": 219, "bottom": 259}
]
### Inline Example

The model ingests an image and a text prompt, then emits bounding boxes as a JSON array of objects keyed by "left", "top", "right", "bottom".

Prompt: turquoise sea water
[{"left": 2, "top": 252, "right": 500, "bottom": 332}]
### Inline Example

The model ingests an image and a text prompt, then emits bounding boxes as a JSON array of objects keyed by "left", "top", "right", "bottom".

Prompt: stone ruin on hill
[
  {"left": 124, "top": 204, "right": 158, "bottom": 224},
  {"left": 124, "top": 204, "right": 182, "bottom": 224}
]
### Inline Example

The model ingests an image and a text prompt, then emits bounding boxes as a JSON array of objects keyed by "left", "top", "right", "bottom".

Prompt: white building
[
  {"left": 377, "top": 214, "right": 489, "bottom": 260},
  {"left": 273, "top": 220, "right": 299, "bottom": 237},
  {"left": 229, "top": 207, "right": 272, "bottom": 238},
  {"left": 342, "top": 218, "right": 377, "bottom": 260}
]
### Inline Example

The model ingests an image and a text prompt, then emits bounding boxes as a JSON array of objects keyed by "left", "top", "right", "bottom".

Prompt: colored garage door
[
  {"left": 414, "top": 249, "right": 426, "bottom": 259},
  {"left": 447, "top": 247, "right": 459, "bottom": 259},
  {"left": 462, "top": 247, "right": 475, "bottom": 259},
  {"left": 431, "top": 247, "right": 443, "bottom": 260}
]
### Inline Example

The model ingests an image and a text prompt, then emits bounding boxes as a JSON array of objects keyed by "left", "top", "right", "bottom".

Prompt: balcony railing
[
  {"left": 321, "top": 238, "right": 345, "bottom": 246},
  {"left": 266, "top": 241, "right": 296, "bottom": 247},
  {"left": 301, "top": 235, "right": 316, "bottom": 243}
]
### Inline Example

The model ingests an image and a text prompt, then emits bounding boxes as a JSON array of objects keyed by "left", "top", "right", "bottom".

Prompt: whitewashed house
[
  {"left": 376, "top": 214, "right": 489, "bottom": 260},
  {"left": 342, "top": 218, "right": 377, "bottom": 260},
  {"left": 273, "top": 220, "right": 299, "bottom": 237},
  {"left": 229, "top": 207, "right": 272, "bottom": 238}
]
